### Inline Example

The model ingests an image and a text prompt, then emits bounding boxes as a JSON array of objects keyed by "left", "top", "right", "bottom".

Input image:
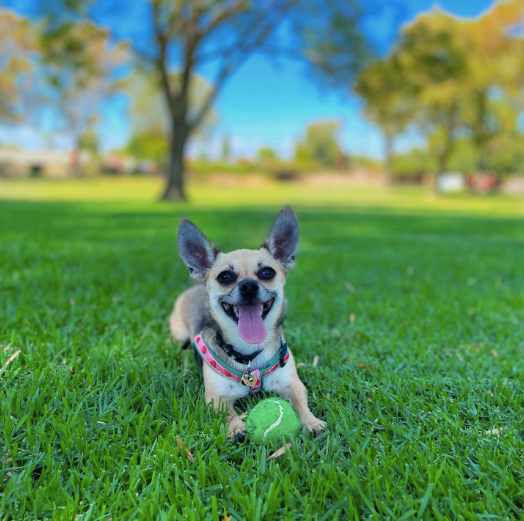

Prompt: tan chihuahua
[{"left": 169, "top": 206, "right": 325, "bottom": 440}]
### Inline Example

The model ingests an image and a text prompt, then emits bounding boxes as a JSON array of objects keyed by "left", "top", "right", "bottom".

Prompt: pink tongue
[{"left": 237, "top": 304, "right": 267, "bottom": 344}]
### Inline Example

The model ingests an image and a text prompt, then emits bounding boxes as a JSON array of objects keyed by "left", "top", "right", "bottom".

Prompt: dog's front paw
[
  {"left": 302, "top": 416, "right": 326, "bottom": 436},
  {"left": 227, "top": 418, "right": 246, "bottom": 440}
]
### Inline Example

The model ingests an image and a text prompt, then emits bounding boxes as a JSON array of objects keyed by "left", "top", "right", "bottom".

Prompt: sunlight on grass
[
  {"left": 1, "top": 176, "right": 524, "bottom": 217},
  {"left": 1, "top": 185, "right": 524, "bottom": 518}
]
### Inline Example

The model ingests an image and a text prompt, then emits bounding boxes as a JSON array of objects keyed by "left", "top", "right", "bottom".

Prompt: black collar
[{"left": 215, "top": 332, "right": 262, "bottom": 365}]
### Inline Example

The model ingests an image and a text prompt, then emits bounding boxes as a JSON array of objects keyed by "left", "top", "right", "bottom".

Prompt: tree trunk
[
  {"left": 161, "top": 123, "right": 188, "bottom": 201},
  {"left": 476, "top": 144, "right": 487, "bottom": 174},
  {"left": 70, "top": 137, "right": 81, "bottom": 177},
  {"left": 434, "top": 153, "right": 446, "bottom": 194},
  {"left": 384, "top": 132, "right": 394, "bottom": 186},
  {"left": 433, "top": 104, "right": 458, "bottom": 195},
  {"left": 433, "top": 142, "right": 454, "bottom": 194},
  {"left": 473, "top": 90, "right": 488, "bottom": 174}
]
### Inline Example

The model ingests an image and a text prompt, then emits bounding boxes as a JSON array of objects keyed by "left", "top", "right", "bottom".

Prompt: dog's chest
[
  {"left": 260, "top": 360, "right": 293, "bottom": 393},
  {"left": 203, "top": 352, "right": 293, "bottom": 400}
]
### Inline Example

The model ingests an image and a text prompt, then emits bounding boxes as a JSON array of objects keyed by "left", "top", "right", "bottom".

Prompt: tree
[
  {"left": 355, "top": 56, "right": 416, "bottom": 184},
  {"left": 78, "top": 128, "right": 100, "bottom": 157},
  {"left": 459, "top": 1, "right": 524, "bottom": 172},
  {"left": 484, "top": 132, "right": 524, "bottom": 176},
  {"left": 394, "top": 132, "right": 524, "bottom": 179},
  {"left": 358, "top": 1, "right": 524, "bottom": 188},
  {"left": 221, "top": 134, "right": 231, "bottom": 163},
  {"left": 392, "top": 147, "right": 435, "bottom": 178},
  {"left": 396, "top": 10, "right": 469, "bottom": 188},
  {"left": 125, "top": 69, "right": 216, "bottom": 167},
  {"left": 125, "top": 0, "right": 300, "bottom": 200},
  {"left": 126, "top": 129, "right": 169, "bottom": 165},
  {"left": 257, "top": 147, "right": 278, "bottom": 168},
  {"left": 34, "top": 0, "right": 370, "bottom": 200},
  {"left": 296, "top": 0, "right": 373, "bottom": 88},
  {"left": 355, "top": 9, "right": 469, "bottom": 188},
  {"left": 0, "top": 9, "right": 37, "bottom": 123},
  {"left": 448, "top": 138, "right": 476, "bottom": 174},
  {"left": 127, "top": 70, "right": 217, "bottom": 141},
  {"left": 294, "top": 120, "right": 342, "bottom": 169},
  {"left": 40, "top": 21, "right": 127, "bottom": 176}
]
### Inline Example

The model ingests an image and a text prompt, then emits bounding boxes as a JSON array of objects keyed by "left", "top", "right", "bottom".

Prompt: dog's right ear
[
  {"left": 262, "top": 206, "right": 299, "bottom": 270},
  {"left": 178, "top": 220, "right": 219, "bottom": 280}
]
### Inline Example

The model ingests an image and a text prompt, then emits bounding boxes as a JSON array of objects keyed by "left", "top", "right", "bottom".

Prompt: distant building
[
  {"left": 0, "top": 149, "right": 90, "bottom": 177},
  {"left": 101, "top": 153, "right": 137, "bottom": 175},
  {"left": 437, "top": 172, "right": 466, "bottom": 193},
  {"left": 500, "top": 175, "right": 524, "bottom": 196}
]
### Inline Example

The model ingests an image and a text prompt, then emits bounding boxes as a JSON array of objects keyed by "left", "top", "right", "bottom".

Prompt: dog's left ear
[{"left": 262, "top": 206, "right": 299, "bottom": 270}]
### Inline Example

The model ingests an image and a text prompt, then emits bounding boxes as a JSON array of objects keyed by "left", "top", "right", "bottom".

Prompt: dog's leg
[
  {"left": 202, "top": 355, "right": 248, "bottom": 440},
  {"left": 205, "top": 392, "right": 246, "bottom": 440},
  {"left": 268, "top": 353, "right": 326, "bottom": 435},
  {"left": 279, "top": 379, "right": 325, "bottom": 435},
  {"left": 273, "top": 356, "right": 325, "bottom": 435}
]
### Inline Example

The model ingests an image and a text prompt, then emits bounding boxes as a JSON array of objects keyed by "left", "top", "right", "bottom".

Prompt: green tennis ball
[{"left": 246, "top": 398, "right": 300, "bottom": 444}]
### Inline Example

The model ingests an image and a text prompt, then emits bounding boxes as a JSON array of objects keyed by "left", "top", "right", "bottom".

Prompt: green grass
[
  {"left": 1, "top": 179, "right": 524, "bottom": 520},
  {"left": 2, "top": 176, "right": 524, "bottom": 217}
]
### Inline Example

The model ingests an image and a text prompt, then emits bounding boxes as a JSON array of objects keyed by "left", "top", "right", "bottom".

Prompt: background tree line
[
  {"left": 0, "top": 0, "right": 370, "bottom": 199},
  {"left": 2, "top": 0, "right": 524, "bottom": 197},
  {"left": 355, "top": 0, "right": 524, "bottom": 185}
]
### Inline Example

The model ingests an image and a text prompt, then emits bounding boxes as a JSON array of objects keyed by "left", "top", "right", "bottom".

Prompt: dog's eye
[
  {"left": 216, "top": 270, "right": 237, "bottom": 284},
  {"left": 258, "top": 267, "right": 276, "bottom": 280}
]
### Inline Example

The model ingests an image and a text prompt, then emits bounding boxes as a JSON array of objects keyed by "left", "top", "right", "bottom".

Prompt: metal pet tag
[{"left": 241, "top": 370, "right": 258, "bottom": 387}]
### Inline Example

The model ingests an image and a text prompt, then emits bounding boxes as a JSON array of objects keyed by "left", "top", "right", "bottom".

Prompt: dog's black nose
[{"left": 239, "top": 279, "right": 259, "bottom": 297}]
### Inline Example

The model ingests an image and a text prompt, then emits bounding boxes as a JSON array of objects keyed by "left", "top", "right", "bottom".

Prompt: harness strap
[{"left": 193, "top": 331, "right": 290, "bottom": 393}]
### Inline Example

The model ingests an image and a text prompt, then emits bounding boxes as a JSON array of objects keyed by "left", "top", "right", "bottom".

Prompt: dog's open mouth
[
  {"left": 221, "top": 298, "right": 274, "bottom": 344},
  {"left": 221, "top": 298, "right": 274, "bottom": 322}
]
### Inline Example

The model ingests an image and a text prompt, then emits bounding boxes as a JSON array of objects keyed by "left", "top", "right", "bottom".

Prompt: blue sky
[{"left": 1, "top": 0, "right": 495, "bottom": 159}]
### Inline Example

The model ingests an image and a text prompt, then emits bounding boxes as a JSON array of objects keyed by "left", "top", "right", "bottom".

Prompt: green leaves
[
  {"left": 0, "top": 9, "right": 38, "bottom": 122},
  {"left": 356, "top": 3, "right": 524, "bottom": 179}
]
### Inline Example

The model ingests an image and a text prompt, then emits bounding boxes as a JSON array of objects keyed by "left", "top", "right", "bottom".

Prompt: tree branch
[
  {"left": 152, "top": 1, "right": 176, "bottom": 116},
  {"left": 189, "top": 61, "right": 233, "bottom": 130},
  {"left": 198, "top": 0, "right": 249, "bottom": 36},
  {"left": 195, "top": 42, "right": 304, "bottom": 64},
  {"left": 189, "top": 0, "right": 297, "bottom": 130},
  {"left": 179, "top": 15, "right": 200, "bottom": 105}
]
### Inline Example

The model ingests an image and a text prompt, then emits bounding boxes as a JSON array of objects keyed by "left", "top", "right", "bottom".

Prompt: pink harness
[{"left": 193, "top": 331, "right": 289, "bottom": 393}]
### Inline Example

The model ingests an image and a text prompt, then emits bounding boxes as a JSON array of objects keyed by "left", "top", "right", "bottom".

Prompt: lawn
[{"left": 1, "top": 178, "right": 523, "bottom": 520}]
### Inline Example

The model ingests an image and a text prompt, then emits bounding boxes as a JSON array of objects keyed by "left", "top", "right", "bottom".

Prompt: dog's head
[{"left": 178, "top": 206, "right": 299, "bottom": 346}]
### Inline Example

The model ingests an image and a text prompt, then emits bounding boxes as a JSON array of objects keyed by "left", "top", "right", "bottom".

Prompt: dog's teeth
[{"left": 233, "top": 306, "right": 238, "bottom": 317}]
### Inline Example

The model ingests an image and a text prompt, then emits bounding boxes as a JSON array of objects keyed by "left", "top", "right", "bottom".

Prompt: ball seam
[{"left": 262, "top": 400, "right": 284, "bottom": 439}]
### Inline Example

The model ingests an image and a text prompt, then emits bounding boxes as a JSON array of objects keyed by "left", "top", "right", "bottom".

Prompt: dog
[{"left": 169, "top": 206, "right": 325, "bottom": 439}]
